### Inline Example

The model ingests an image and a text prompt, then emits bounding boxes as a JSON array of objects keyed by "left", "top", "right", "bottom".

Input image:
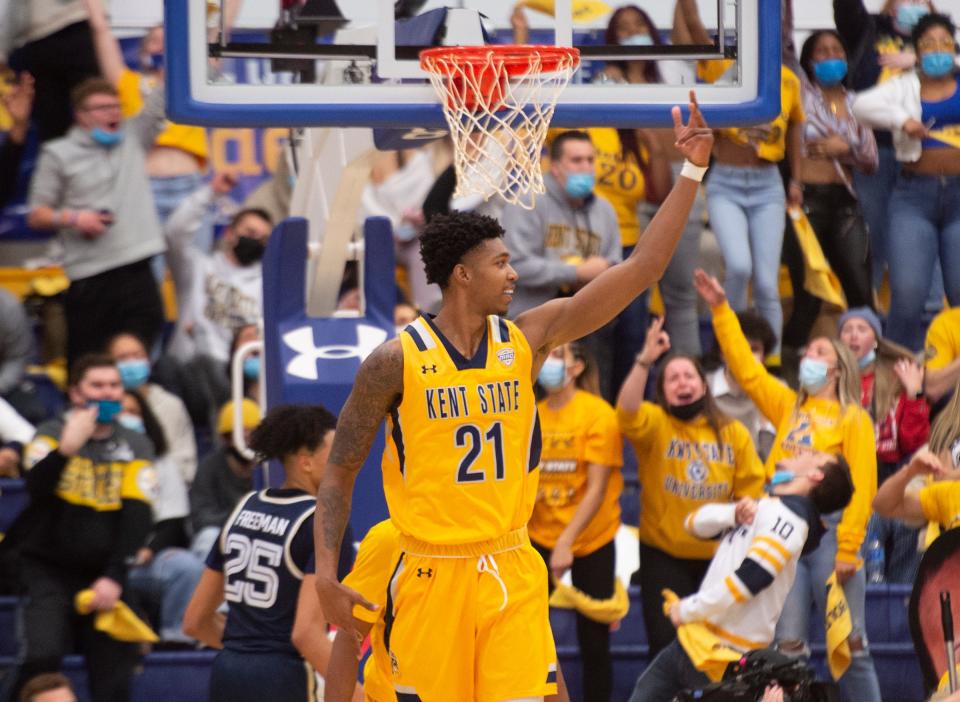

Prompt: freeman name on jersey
[{"left": 233, "top": 509, "right": 291, "bottom": 536}]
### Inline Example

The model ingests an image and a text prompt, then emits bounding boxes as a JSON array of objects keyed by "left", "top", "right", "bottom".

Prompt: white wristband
[{"left": 680, "top": 160, "right": 708, "bottom": 182}]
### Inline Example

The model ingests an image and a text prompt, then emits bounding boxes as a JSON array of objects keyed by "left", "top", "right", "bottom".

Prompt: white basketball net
[{"left": 421, "top": 47, "right": 580, "bottom": 210}]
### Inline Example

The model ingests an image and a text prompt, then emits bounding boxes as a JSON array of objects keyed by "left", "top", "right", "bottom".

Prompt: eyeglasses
[
  {"left": 918, "top": 38, "right": 957, "bottom": 52},
  {"left": 81, "top": 102, "right": 122, "bottom": 113}
]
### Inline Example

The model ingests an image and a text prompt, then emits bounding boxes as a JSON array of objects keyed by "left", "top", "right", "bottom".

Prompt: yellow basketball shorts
[{"left": 385, "top": 531, "right": 558, "bottom": 702}]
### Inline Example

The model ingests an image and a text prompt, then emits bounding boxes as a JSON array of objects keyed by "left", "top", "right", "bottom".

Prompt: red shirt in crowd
[{"left": 860, "top": 372, "right": 930, "bottom": 465}]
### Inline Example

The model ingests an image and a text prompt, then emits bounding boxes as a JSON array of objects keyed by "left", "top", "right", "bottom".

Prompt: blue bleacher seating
[{"left": 0, "top": 576, "right": 928, "bottom": 700}]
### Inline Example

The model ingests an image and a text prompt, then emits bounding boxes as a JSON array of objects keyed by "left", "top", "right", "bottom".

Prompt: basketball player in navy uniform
[{"left": 185, "top": 404, "right": 358, "bottom": 701}]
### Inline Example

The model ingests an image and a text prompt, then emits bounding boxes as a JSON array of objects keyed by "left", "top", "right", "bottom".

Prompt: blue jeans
[
  {"left": 853, "top": 143, "right": 899, "bottom": 291},
  {"left": 627, "top": 639, "right": 710, "bottom": 702},
  {"left": 886, "top": 171, "right": 960, "bottom": 351},
  {"left": 126, "top": 547, "right": 205, "bottom": 643},
  {"left": 612, "top": 244, "right": 649, "bottom": 400},
  {"left": 660, "top": 159, "right": 706, "bottom": 356},
  {"left": 705, "top": 163, "right": 785, "bottom": 355},
  {"left": 774, "top": 514, "right": 882, "bottom": 702},
  {"left": 149, "top": 173, "right": 210, "bottom": 281}
]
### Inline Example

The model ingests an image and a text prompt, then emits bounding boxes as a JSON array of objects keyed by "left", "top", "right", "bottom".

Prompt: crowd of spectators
[{"left": 3, "top": 0, "right": 960, "bottom": 701}]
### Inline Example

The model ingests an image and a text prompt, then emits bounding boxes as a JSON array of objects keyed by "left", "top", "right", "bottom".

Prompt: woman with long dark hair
[
  {"left": 782, "top": 30, "right": 878, "bottom": 350},
  {"left": 616, "top": 316, "right": 767, "bottom": 659}
]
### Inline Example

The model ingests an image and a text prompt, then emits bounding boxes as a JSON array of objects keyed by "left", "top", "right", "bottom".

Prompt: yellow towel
[
  {"left": 518, "top": 0, "right": 612, "bottom": 23},
  {"left": 662, "top": 589, "right": 747, "bottom": 682},
  {"left": 549, "top": 578, "right": 629, "bottom": 624},
  {"left": 824, "top": 572, "right": 852, "bottom": 680},
  {"left": 928, "top": 129, "right": 960, "bottom": 150},
  {"left": 789, "top": 208, "right": 846, "bottom": 309},
  {"left": 75, "top": 590, "right": 159, "bottom": 643}
]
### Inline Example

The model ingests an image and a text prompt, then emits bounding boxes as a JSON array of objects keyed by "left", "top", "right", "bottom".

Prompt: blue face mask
[
  {"left": 858, "top": 348, "right": 877, "bottom": 369},
  {"left": 896, "top": 3, "right": 929, "bottom": 30},
  {"left": 117, "top": 413, "right": 145, "bottom": 434},
  {"left": 798, "top": 357, "right": 832, "bottom": 393},
  {"left": 243, "top": 356, "right": 261, "bottom": 380},
  {"left": 140, "top": 53, "right": 164, "bottom": 71},
  {"left": 813, "top": 58, "right": 848, "bottom": 86},
  {"left": 770, "top": 470, "right": 796, "bottom": 487},
  {"left": 117, "top": 359, "right": 150, "bottom": 389},
  {"left": 538, "top": 357, "right": 567, "bottom": 391},
  {"left": 90, "top": 127, "right": 124, "bottom": 147},
  {"left": 922, "top": 51, "right": 955, "bottom": 77},
  {"left": 564, "top": 172, "right": 595, "bottom": 199},
  {"left": 621, "top": 33, "right": 654, "bottom": 47},
  {"left": 90, "top": 399, "right": 123, "bottom": 424}
]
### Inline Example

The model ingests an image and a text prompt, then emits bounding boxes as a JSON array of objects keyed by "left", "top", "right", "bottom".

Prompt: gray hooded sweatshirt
[
  {"left": 28, "top": 86, "right": 166, "bottom": 281},
  {"left": 500, "top": 171, "right": 622, "bottom": 315}
]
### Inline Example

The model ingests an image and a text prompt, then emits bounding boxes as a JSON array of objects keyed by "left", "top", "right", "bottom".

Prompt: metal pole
[{"left": 942, "top": 591, "right": 957, "bottom": 693}]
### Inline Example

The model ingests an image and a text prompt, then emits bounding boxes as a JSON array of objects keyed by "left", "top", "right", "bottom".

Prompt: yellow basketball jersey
[{"left": 382, "top": 315, "right": 541, "bottom": 545}]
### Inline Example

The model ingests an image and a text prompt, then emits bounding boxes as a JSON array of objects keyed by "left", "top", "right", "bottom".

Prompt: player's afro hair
[
  {"left": 249, "top": 404, "right": 337, "bottom": 462},
  {"left": 419, "top": 211, "right": 505, "bottom": 288}
]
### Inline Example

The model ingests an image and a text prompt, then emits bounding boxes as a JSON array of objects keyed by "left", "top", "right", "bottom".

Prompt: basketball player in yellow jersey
[{"left": 314, "top": 92, "right": 713, "bottom": 702}]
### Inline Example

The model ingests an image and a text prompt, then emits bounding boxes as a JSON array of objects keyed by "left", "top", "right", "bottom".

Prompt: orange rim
[{"left": 419, "top": 45, "right": 580, "bottom": 76}]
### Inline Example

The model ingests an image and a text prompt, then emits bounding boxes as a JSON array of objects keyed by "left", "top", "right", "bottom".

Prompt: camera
[{"left": 673, "top": 649, "right": 839, "bottom": 702}]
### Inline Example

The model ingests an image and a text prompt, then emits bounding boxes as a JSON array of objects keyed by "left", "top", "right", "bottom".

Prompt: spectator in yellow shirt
[
  {"left": 925, "top": 307, "right": 960, "bottom": 403},
  {"left": 874, "top": 383, "right": 960, "bottom": 531},
  {"left": 529, "top": 341, "right": 623, "bottom": 702},
  {"left": 695, "top": 269, "right": 883, "bottom": 702},
  {"left": 616, "top": 316, "right": 766, "bottom": 659}
]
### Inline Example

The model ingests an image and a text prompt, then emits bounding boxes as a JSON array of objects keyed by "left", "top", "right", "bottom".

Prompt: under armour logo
[
  {"left": 421, "top": 364, "right": 437, "bottom": 374},
  {"left": 417, "top": 568, "right": 433, "bottom": 578},
  {"left": 282, "top": 324, "right": 388, "bottom": 380}
]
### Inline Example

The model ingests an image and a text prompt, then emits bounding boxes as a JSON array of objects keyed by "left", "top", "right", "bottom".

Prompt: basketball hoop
[{"left": 420, "top": 45, "right": 580, "bottom": 209}]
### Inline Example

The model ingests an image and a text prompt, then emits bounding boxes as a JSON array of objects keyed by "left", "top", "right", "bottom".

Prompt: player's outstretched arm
[
  {"left": 326, "top": 624, "right": 372, "bottom": 702},
  {"left": 183, "top": 568, "right": 226, "bottom": 649},
  {"left": 314, "top": 340, "right": 402, "bottom": 644},
  {"left": 516, "top": 91, "right": 712, "bottom": 359}
]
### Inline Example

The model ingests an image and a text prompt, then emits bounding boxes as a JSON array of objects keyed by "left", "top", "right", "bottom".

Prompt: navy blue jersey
[{"left": 207, "top": 488, "right": 315, "bottom": 656}]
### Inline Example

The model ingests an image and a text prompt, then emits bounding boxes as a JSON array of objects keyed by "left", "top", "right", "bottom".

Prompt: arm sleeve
[
  {"left": 925, "top": 313, "right": 956, "bottom": 371},
  {"left": 679, "top": 502, "right": 808, "bottom": 623},
  {"left": 896, "top": 394, "right": 931, "bottom": 457},
  {"left": 500, "top": 207, "right": 579, "bottom": 288},
  {"left": 190, "top": 460, "right": 219, "bottom": 531},
  {"left": 851, "top": 79, "right": 913, "bottom": 132},
  {"left": 730, "top": 421, "right": 772, "bottom": 493},
  {"left": 919, "top": 482, "right": 959, "bottom": 526},
  {"left": 116, "top": 68, "right": 145, "bottom": 118},
  {"left": 0, "top": 294, "right": 32, "bottom": 394},
  {"left": 786, "top": 70, "right": 805, "bottom": 123},
  {"left": 616, "top": 402, "right": 661, "bottom": 448},
  {"left": 711, "top": 302, "right": 797, "bottom": 426},
  {"left": 107, "top": 497, "right": 153, "bottom": 583},
  {"left": 833, "top": 0, "right": 871, "bottom": 48},
  {"left": 683, "top": 503, "right": 737, "bottom": 539},
  {"left": 129, "top": 84, "right": 167, "bottom": 150},
  {"left": 27, "top": 146, "right": 64, "bottom": 208},
  {"left": 23, "top": 445, "right": 68, "bottom": 499},
  {"left": 836, "top": 408, "right": 878, "bottom": 564},
  {"left": 584, "top": 402, "right": 623, "bottom": 468},
  {"left": 165, "top": 184, "right": 215, "bottom": 250},
  {"left": 148, "top": 517, "right": 189, "bottom": 553},
  {"left": 600, "top": 203, "right": 623, "bottom": 264},
  {"left": 0, "top": 137, "right": 26, "bottom": 208}
]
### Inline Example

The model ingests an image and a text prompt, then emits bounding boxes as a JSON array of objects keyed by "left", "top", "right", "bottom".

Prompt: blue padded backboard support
[
  {"left": 261, "top": 217, "right": 395, "bottom": 537},
  {"left": 164, "top": 0, "right": 781, "bottom": 128}
]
